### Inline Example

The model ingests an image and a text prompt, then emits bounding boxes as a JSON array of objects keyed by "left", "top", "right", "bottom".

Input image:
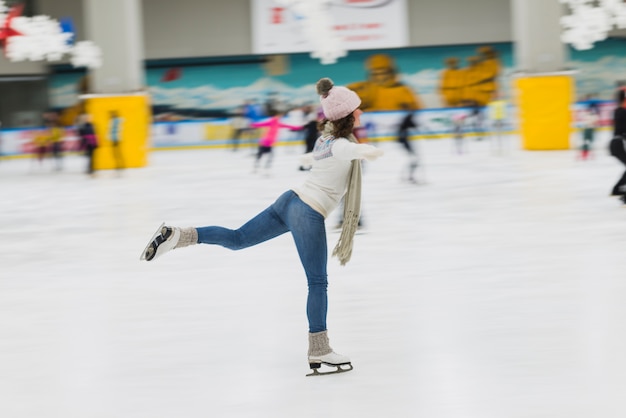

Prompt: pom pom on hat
[
  {"left": 316, "top": 77, "right": 361, "bottom": 121},
  {"left": 317, "top": 78, "right": 334, "bottom": 97}
]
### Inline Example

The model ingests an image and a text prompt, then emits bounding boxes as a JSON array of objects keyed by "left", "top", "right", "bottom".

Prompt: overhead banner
[{"left": 251, "top": 0, "right": 408, "bottom": 54}]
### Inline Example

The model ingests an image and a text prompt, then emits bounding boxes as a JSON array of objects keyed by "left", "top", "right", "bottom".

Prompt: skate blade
[
  {"left": 139, "top": 222, "right": 165, "bottom": 261},
  {"left": 306, "top": 363, "right": 353, "bottom": 377}
]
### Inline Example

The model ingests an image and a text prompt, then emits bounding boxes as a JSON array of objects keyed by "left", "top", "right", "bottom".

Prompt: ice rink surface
[{"left": 2, "top": 133, "right": 626, "bottom": 418}]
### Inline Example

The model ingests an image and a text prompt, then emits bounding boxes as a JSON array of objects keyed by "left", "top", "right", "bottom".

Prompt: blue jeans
[{"left": 196, "top": 190, "right": 328, "bottom": 333}]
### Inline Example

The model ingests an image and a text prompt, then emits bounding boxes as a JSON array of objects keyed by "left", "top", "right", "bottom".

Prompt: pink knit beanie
[{"left": 317, "top": 78, "right": 361, "bottom": 121}]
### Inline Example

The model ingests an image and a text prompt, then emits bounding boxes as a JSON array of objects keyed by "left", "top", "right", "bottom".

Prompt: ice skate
[
  {"left": 140, "top": 223, "right": 180, "bottom": 261},
  {"left": 307, "top": 351, "right": 353, "bottom": 376},
  {"left": 141, "top": 224, "right": 198, "bottom": 261},
  {"left": 306, "top": 330, "right": 353, "bottom": 376}
]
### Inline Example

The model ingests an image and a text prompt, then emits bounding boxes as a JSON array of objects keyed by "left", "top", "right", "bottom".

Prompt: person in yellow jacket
[
  {"left": 347, "top": 54, "right": 423, "bottom": 112},
  {"left": 439, "top": 57, "right": 465, "bottom": 107}
]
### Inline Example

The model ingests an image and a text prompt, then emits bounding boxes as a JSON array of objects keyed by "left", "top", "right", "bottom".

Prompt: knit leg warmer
[
  {"left": 308, "top": 330, "right": 333, "bottom": 357},
  {"left": 174, "top": 227, "right": 198, "bottom": 249}
]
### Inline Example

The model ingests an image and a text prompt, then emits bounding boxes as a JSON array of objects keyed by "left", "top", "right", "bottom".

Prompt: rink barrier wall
[{"left": 0, "top": 103, "right": 614, "bottom": 159}]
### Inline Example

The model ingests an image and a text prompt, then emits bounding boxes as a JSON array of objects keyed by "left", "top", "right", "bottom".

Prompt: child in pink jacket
[{"left": 250, "top": 111, "right": 302, "bottom": 174}]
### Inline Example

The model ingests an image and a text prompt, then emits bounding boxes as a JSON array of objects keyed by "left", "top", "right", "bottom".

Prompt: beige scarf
[{"left": 324, "top": 123, "right": 362, "bottom": 266}]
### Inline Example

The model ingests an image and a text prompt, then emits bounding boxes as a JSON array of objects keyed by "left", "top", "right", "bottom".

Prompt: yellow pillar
[
  {"left": 82, "top": 93, "right": 151, "bottom": 169},
  {"left": 514, "top": 73, "right": 575, "bottom": 150}
]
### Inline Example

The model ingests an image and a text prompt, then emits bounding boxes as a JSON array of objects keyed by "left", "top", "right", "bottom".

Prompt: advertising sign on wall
[{"left": 251, "top": 0, "right": 409, "bottom": 54}]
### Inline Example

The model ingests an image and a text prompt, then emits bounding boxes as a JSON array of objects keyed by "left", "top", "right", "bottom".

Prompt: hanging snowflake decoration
[
  {"left": 273, "top": 0, "right": 346, "bottom": 65},
  {"left": 0, "top": 0, "right": 102, "bottom": 68},
  {"left": 6, "top": 15, "right": 72, "bottom": 61},
  {"left": 560, "top": 0, "right": 626, "bottom": 50},
  {"left": 70, "top": 40, "right": 102, "bottom": 69}
]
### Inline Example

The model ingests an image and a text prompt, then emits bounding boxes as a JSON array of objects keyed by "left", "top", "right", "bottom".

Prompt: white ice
[{"left": 1, "top": 133, "right": 626, "bottom": 418}]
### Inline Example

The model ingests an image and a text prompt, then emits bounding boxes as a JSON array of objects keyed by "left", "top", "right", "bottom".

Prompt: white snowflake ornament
[
  {"left": 6, "top": 15, "right": 72, "bottom": 62},
  {"left": 70, "top": 40, "right": 102, "bottom": 69},
  {"left": 1, "top": 5, "right": 102, "bottom": 69},
  {"left": 560, "top": 0, "right": 626, "bottom": 50},
  {"left": 310, "top": 48, "right": 347, "bottom": 65},
  {"left": 561, "top": 4, "right": 611, "bottom": 49}
]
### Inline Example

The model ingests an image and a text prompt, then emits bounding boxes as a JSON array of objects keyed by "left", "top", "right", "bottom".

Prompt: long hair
[{"left": 318, "top": 113, "right": 355, "bottom": 139}]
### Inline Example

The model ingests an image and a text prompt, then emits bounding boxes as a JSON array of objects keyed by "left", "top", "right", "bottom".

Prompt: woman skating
[{"left": 140, "top": 78, "right": 384, "bottom": 375}]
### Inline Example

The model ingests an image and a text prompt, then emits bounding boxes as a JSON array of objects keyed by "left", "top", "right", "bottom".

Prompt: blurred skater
[
  {"left": 230, "top": 106, "right": 249, "bottom": 151},
  {"left": 250, "top": 111, "right": 301, "bottom": 176},
  {"left": 396, "top": 105, "right": 419, "bottom": 183},
  {"left": 32, "top": 131, "right": 50, "bottom": 168},
  {"left": 244, "top": 99, "right": 265, "bottom": 153},
  {"left": 609, "top": 90, "right": 626, "bottom": 203},
  {"left": 49, "top": 122, "right": 64, "bottom": 171},
  {"left": 299, "top": 105, "right": 320, "bottom": 171},
  {"left": 579, "top": 104, "right": 598, "bottom": 160},
  {"left": 108, "top": 111, "right": 125, "bottom": 171},
  {"left": 452, "top": 112, "right": 466, "bottom": 154},
  {"left": 487, "top": 95, "right": 508, "bottom": 154},
  {"left": 42, "top": 112, "right": 64, "bottom": 171},
  {"left": 468, "top": 102, "right": 485, "bottom": 141},
  {"left": 78, "top": 113, "right": 99, "bottom": 175},
  {"left": 141, "top": 78, "right": 384, "bottom": 375}
]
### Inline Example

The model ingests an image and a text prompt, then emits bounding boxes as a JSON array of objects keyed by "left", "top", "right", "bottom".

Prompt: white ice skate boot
[
  {"left": 140, "top": 223, "right": 197, "bottom": 261},
  {"left": 307, "top": 330, "right": 353, "bottom": 376}
]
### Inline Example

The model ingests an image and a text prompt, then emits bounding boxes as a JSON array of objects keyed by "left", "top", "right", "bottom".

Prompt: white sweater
[{"left": 293, "top": 136, "right": 370, "bottom": 218}]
